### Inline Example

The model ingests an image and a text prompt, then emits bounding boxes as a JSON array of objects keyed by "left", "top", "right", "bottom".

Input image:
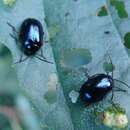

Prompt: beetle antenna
[
  {"left": 114, "top": 79, "right": 130, "bottom": 88},
  {"left": 7, "top": 22, "right": 18, "bottom": 34},
  {"left": 35, "top": 55, "right": 53, "bottom": 64},
  {"left": 105, "top": 53, "right": 114, "bottom": 78},
  {"left": 108, "top": 54, "right": 113, "bottom": 77},
  {"left": 114, "top": 87, "right": 127, "bottom": 93}
]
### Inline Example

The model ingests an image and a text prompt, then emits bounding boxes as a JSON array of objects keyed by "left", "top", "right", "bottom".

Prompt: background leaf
[
  {"left": 44, "top": 0, "right": 130, "bottom": 129},
  {"left": 0, "top": 0, "right": 130, "bottom": 130},
  {"left": 0, "top": 0, "right": 74, "bottom": 130}
]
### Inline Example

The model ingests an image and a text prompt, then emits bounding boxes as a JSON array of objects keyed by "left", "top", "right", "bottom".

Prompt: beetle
[
  {"left": 7, "top": 18, "right": 53, "bottom": 64},
  {"left": 79, "top": 56, "right": 129, "bottom": 105}
]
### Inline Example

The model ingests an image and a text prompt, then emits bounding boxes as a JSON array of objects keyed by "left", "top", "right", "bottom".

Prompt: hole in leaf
[
  {"left": 69, "top": 90, "right": 79, "bottom": 103},
  {"left": 103, "top": 62, "right": 115, "bottom": 73},
  {"left": 61, "top": 48, "right": 92, "bottom": 69},
  {"left": 110, "top": 0, "right": 128, "bottom": 18},
  {"left": 45, "top": 73, "right": 58, "bottom": 104},
  {"left": 44, "top": 90, "right": 57, "bottom": 104},
  {"left": 124, "top": 32, "right": 130, "bottom": 49},
  {"left": 48, "top": 24, "right": 60, "bottom": 41},
  {"left": 97, "top": 5, "right": 108, "bottom": 17}
]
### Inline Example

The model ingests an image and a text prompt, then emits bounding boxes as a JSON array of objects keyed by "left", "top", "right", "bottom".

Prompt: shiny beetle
[
  {"left": 7, "top": 18, "right": 53, "bottom": 64},
  {"left": 79, "top": 57, "right": 129, "bottom": 105}
]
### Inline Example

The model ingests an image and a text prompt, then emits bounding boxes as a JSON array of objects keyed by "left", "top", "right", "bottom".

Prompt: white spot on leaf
[{"left": 69, "top": 90, "right": 79, "bottom": 103}]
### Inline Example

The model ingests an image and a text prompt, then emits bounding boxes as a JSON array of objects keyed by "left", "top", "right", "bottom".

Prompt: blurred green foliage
[
  {"left": 110, "top": 0, "right": 128, "bottom": 18},
  {"left": 124, "top": 32, "right": 130, "bottom": 49},
  {"left": 0, "top": 44, "right": 42, "bottom": 130},
  {"left": 97, "top": 6, "right": 108, "bottom": 17},
  {"left": 0, "top": 113, "right": 11, "bottom": 130}
]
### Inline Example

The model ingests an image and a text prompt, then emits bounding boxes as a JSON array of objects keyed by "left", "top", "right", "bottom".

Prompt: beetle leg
[
  {"left": 14, "top": 55, "right": 28, "bottom": 64},
  {"left": 37, "top": 49, "right": 47, "bottom": 59},
  {"left": 9, "top": 33, "right": 18, "bottom": 44},
  {"left": 35, "top": 55, "right": 53, "bottom": 64},
  {"left": 108, "top": 100, "right": 119, "bottom": 111},
  {"left": 85, "top": 71, "right": 90, "bottom": 79},
  {"left": 36, "top": 49, "right": 53, "bottom": 64},
  {"left": 7, "top": 22, "right": 19, "bottom": 44},
  {"left": 111, "top": 89, "right": 114, "bottom": 101},
  {"left": 40, "top": 49, "right": 47, "bottom": 59},
  {"left": 114, "top": 88, "right": 127, "bottom": 93},
  {"left": 106, "top": 71, "right": 109, "bottom": 76},
  {"left": 43, "top": 31, "right": 49, "bottom": 43},
  {"left": 114, "top": 79, "right": 130, "bottom": 88},
  {"left": 7, "top": 22, "right": 18, "bottom": 34},
  {"left": 83, "top": 68, "right": 90, "bottom": 78},
  {"left": 44, "top": 40, "right": 49, "bottom": 43}
]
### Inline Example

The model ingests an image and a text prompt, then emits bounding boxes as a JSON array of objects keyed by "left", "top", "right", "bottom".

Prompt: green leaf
[
  {"left": 110, "top": 0, "right": 128, "bottom": 18},
  {"left": 124, "top": 32, "right": 130, "bottom": 49},
  {"left": 103, "top": 62, "right": 115, "bottom": 73},
  {"left": 0, "top": 0, "right": 73, "bottom": 130},
  {"left": 60, "top": 48, "right": 92, "bottom": 70},
  {"left": 0, "top": 0, "right": 130, "bottom": 130},
  {"left": 0, "top": 44, "right": 42, "bottom": 130},
  {"left": 97, "top": 5, "right": 108, "bottom": 17},
  {"left": 44, "top": 0, "right": 130, "bottom": 129}
]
